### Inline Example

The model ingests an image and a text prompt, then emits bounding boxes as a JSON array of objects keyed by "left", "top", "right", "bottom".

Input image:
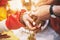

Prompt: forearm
[
  {"left": 53, "top": 5, "right": 60, "bottom": 16},
  {"left": 34, "top": 5, "right": 60, "bottom": 20},
  {"left": 37, "top": 5, "right": 51, "bottom": 20},
  {"left": 36, "top": 0, "right": 54, "bottom": 7}
]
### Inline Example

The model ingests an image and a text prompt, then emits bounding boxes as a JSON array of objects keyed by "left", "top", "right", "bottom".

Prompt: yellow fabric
[{"left": 0, "top": 7, "right": 7, "bottom": 21}]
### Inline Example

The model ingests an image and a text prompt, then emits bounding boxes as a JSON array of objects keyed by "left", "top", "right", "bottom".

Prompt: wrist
[
  {"left": 53, "top": 5, "right": 60, "bottom": 17},
  {"left": 50, "top": 5, "right": 60, "bottom": 17}
]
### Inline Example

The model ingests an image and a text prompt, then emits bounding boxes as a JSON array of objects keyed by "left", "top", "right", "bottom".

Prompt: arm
[
  {"left": 35, "top": 0, "right": 54, "bottom": 7},
  {"left": 22, "top": 5, "right": 60, "bottom": 30},
  {"left": 32, "top": 5, "right": 60, "bottom": 21}
]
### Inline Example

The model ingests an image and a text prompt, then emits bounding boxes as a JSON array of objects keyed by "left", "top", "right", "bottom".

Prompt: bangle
[
  {"left": 50, "top": 5, "right": 60, "bottom": 18},
  {"left": 50, "top": 5, "right": 54, "bottom": 15}
]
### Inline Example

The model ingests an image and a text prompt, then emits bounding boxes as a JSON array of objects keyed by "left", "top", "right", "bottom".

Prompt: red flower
[{"left": 0, "top": 0, "right": 8, "bottom": 6}]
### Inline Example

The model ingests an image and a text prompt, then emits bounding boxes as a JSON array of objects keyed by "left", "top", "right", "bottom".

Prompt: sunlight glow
[{"left": 8, "top": 0, "right": 23, "bottom": 11}]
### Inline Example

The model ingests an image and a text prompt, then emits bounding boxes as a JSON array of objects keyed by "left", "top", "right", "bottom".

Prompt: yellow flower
[{"left": 0, "top": 7, "right": 7, "bottom": 21}]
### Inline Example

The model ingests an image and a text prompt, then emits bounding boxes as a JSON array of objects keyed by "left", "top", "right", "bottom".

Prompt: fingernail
[
  {"left": 38, "top": 23, "right": 41, "bottom": 27},
  {"left": 33, "top": 22, "right": 36, "bottom": 26}
]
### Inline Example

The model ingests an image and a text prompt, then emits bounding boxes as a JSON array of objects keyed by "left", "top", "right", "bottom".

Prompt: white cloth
[
  {"left": 12, "top": 26, "right": 60, "bottom": 40},
  {"left": 35, "top": 26, "right": 60, "bottom": 40},
  {"left": 0, "top": 20, "right": 60, "bottom": 40},
  {"left": 0, "top": 20, "right": 8, "bottom": 32}
]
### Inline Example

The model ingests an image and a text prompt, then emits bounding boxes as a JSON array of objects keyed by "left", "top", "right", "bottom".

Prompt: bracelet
[
  {"left": 50, "top": 5, "right": 60, "bottom": 18},
  {"left": 50, "top": 5, "right": 54, "bottom": 15}
]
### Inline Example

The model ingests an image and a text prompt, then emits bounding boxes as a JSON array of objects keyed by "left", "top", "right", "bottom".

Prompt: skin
[
  {"left": 22, "top": 5, "right": 50, "bottom": 30},
  {"left": 22, "top": 0, "right": 60, "bottom": 31}
]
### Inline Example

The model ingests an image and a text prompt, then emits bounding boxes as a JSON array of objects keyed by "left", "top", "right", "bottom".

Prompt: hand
[
  {"left": 22, "top": 13, "right": 41, "bottom": 31},
  {"left": 31, "top": 5, "right": 51, "bottom": 22},
  {"left": 22, "top": 5, "right": 50, "bottom": 31}
]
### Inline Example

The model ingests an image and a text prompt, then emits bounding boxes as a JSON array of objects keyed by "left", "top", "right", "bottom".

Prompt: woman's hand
[
  {"left": 22, "top": 13, "right": 41, "bottom": 31},
  {"left": 29, "top": 5, "right": 51, "bottom": 25},
  {"left": 32, "top": 5, "right": 50, "bottom": 21},
  {"left": 22, "top": 5, "right": 51, "bottom": 31}
]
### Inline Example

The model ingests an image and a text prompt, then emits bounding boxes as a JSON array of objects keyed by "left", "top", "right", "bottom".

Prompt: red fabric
[
  {"left": 50, "top": 0, "right": 60, "bottom": 34},
  {"left": 0, "top": 0, "right": 8, "bottom": 6},
  {"left": 6, "top": 9, "right": 26, "bottom": 30},
  {"left": 50, "top": 17, "right": 60, "bottom": 34}
]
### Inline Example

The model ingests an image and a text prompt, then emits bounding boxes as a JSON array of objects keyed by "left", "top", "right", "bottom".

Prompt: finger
[
  {"left": 29, "top": 13, "right": 37, "bottom": 21},
  {"left": 27, "top": 15, "right": 36, "bottom": 26},
  {"left": 24, "top": 14, "right": 36, "bottom": 26},
  {"left": 35, "top": 18, "right": 41, "bottom": 25},
  {"left": 26, "top": 14, "right": 34, "bottom": 24},
  {"left": 33, "top": 23, "right": 41, "bottom": 33},
  {"left": 22, "top": 15, "right": 36, "bottom": 30},
  {"left": 24, "top": 19, "right": 36, "bottom": 30},
  {"left": 36, "top": 23, "right": 41, "bottom": 29}
]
